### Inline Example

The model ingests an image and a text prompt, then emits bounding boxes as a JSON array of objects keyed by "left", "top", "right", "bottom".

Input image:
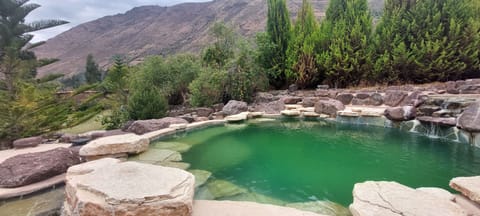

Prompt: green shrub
[
  {"left": 127, "top": 86, "right": 168, "bottom": 120},
  {"left": 189, "top": 68, "right": 227, "bottom": 107},
  {"left": 101, "top": 107, "right": 129, "bottom": 130}
]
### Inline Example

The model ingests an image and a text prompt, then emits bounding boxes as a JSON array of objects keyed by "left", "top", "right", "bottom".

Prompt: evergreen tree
[
  {"left": 286, "top": 0, "right": 320, "bottom": 89},
  {"left": 317, "top": 0, "right": 373, "bottom": 88},
  {"left": 85, "top": 54, "right": 101, "bottom": 84},
  {"left": 257, "top": 0, "right": 292, "bottom": 89},
  {"left": 0, "top": 0, "right": 68, "bottom": 97},
  {"left": 373, "top": 0, "right": 415, "bottom": 83},
  {"left": 374, "top": 0, "right": 480, "bottom": 83}
]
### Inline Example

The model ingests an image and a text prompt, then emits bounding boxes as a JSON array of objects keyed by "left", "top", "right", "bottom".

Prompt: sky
[{"left": 27, "top": 0, "right": 211, "bottom": 42}]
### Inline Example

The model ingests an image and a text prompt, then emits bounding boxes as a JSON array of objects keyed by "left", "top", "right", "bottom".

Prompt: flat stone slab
[
  {"left": 189, "top": 169, "right": 212, "bottom": 188},
  {"left": 303, "top": 112, "right": 320, "bottom": 117},
  {"left": 193, "top": 200, "right": 324, "bottom": 216},
  {"left": 450, "top": 176, "right": 480, "bottom": 204},
  {"left": 130, "top": 149, "right": 182, "bottom": 163},
  {"left": 0, "top": 174, "right": 65, "bottom": 199},
  {"left": 350, "top": 181, "right": 467, "bottom": 216},
  {"left": 64, "top": 158, "right": 195, "bottom": 216},
  {"left": 80, "top": 133, "right": 149, "bottom": 157},
  {"left": 285, "top": 105, "right": 303, "bottom": 110},
  {"left": 281, "top": 110, "right": 301, "bottom": 116},
  {"left": 152, "top": 141, "right": 192, "bottom": 153},
  {"left": 225, "top": 113, "right": 248, "bottom": 123},
  {"left": 206, "top": 180, "right": 248, "bottom": 199}
]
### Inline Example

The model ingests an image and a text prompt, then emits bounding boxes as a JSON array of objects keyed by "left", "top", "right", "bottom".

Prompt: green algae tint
[{"left": 171, "top": 120, "right": 480, "bottom": 206}]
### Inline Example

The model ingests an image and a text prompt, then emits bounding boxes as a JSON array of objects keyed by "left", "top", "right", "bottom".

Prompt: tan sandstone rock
[
  {"left": 79, "top": 134, "right": 149, "bottom": 159},
  {"left": 63, "top": 158, "right": 195, "bottom": 216},
  {"left": 350, "top": 181, "right": 467, "bottom": 216},
  {"left": 450, "top": 176, "right": 480, "bottom": 204}
]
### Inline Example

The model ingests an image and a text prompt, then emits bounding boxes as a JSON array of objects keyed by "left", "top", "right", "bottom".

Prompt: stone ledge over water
[
  {"left": 350, "top": 181, "right": 467, "bottom": 216},
  {"left": 63, "top": 158, "right": 195, "bottom": 216}
]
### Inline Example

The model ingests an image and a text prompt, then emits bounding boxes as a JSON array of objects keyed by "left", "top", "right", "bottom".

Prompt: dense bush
[
  {"left": 189, "top": 68, "right": 227, "bottom": 107},
  {"left": 127, "top": 85, "right": 168, "bottom": 120}
]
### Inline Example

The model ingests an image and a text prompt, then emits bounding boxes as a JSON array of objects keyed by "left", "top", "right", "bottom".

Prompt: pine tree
[
  {"left": 85, "top": 54, "right": 101, "bottom": 84},
  {"left": 0, "top": 0, "right": 68, "bottom": 97},
  {"left": 258, "top": 0, "right": 292, "bottom": 89},
  {"left": 286, "top": 0, "right": 320, "bottom": 89}
]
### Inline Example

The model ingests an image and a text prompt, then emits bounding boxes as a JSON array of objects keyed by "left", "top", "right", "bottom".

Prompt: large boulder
[
  {"left": 223, "top": 100, "right": 248, "bottom": 116},
  {"left": 63, "top": 158, "right": 195, "bottom": 216},
  {"left": 126, "top": 117, "right": 188, "bottom": 135},
  {"left": 0, "top": 147, "right": 81, "bottom": 188},
  {"left": 350, "top": 181, "right": 467, "bottom": 216},
  {"left": 336, "top": 94, "right": 354, "bottom": 105},
  {"left": 384, "top": 90, "right": 408, "bottom": 107},
  {"left": 314, "top": 100, "right": 345, "bottom": 117},
  {"left": 282, "top": 97, "right": 303, "bottom": 105},
  {"left": 79, "top": 134, "right": 149, "bottom": 159},
  {"left": 457, "top": 102, "right": 480, "bottom": 132},
  {"left": 450, "top": 176, "right": 480, "bottom": 205},
  {"left": 12, "top": 136, "right": 43, "bottom": 149},
  {"left": 253, "top": 100, "right": 285, "bottom": 114},
  {"left": 384, "top": 106, "right": 416, "bottom": 121}
]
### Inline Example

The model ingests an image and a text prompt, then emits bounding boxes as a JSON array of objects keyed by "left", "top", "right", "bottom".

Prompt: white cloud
[{"left": 26, "top": 0, "right": 211, "bottom": 42}]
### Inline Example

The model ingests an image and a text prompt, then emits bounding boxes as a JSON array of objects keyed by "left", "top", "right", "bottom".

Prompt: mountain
[{"left": 34, "top": 0, "right": 382, "bottom": 77}]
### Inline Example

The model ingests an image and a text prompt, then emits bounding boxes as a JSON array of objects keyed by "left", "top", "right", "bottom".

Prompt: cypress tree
[
  {"left": 258, "top": 0, "right": 292, "bottom": 89},
  {"left": 286, "top": 0, "right": 320, "bottom": 89},
  {"left": 317, "top": 0, "right": 373, "bottom": 88},
  {"left": 85, "top": 54, "right": 102, "bottom": 84}
]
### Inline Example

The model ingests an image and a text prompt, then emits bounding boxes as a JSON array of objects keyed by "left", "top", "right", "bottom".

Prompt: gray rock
[
  {"left": 13, "top": 136, "right": 43, "bottom": 149},
  {"left": 367, "top": 93, "right": 384, "bottom": 106},
  {"left": 356, "top": 92, "right": 371, "bottom": 100},
  {"left": 254, "top": 93, "right": 277, "bottom": 104},
  {"left": 446, "top": 81, "right": 458, "bottom": 94},
  {"left": 212, "top": 103, "right": 225, "bottom": 112},
  {"left": 459, "top": 84, "right": 480, "bottom": 94},
  {"left": 282, "top": 97, "right": 303, "bottom": 105},
  {"left": 126, "top": 117, "right": 188, "bottom": 135},
  {"left": 384, "top": 106, "right": 416, "bottom": 121},
  {"left": 384, "top": 90, "right": 408, "bottom": 107},
  {"left": 336, "top": 93, "right": 354, "bottom": 105},
  {"left": 194, "top": 107, "right": 214, "bottom": 117},
  {"left": 254, "top": 100, "right": 285, "bottom": 114},
  {"left": 0, "top": 148, "right": 81, "bottom": 188},
  {"left": 417, "top": 116, "right": 457, "bottom": 127},
  {"left": 288, "top": 84, "right": 298, "bottom": 92},
  {"left": 315, "top": 90, "right": 330, "bottom": 97},
  {"left": 223, "top": 100, "right": 248, "bottom": 116},
  {"left": 302, "top": 97, "right": 320, "bottom": 107},
  {"left": 457, "top": 102, "right": 480, "bottom": 132},
  {"left": 418, "top": 105, "right": 442, "bottom": 116},
  {"left": 314, "top": 100, "right": 345, "bottom": 117}
]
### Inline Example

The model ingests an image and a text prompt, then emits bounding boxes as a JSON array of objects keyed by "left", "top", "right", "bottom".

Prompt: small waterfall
[
  {"left": 409, "top": 120, "right": 421, "bottom": 133},
  {"left": 425, "top": 123, "right": 441, "bottom": 139}
]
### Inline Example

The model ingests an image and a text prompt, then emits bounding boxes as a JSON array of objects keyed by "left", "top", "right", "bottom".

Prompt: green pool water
[{"left": 166, "top": 120, "right": 480, "bottom": 206}]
